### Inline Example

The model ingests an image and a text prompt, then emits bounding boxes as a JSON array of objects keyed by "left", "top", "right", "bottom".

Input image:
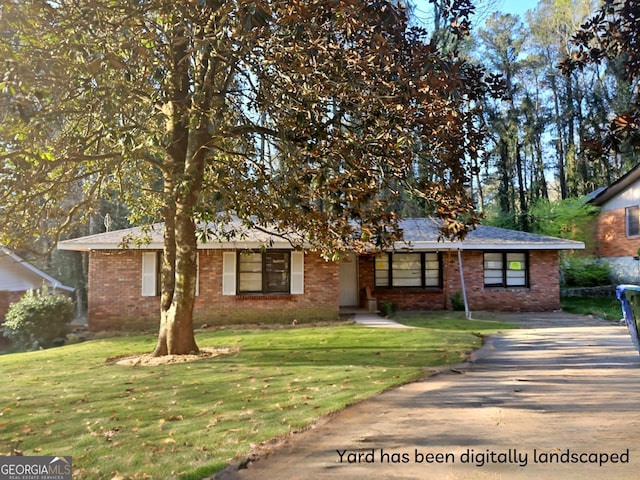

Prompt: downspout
[{"left": 457, "top": 248, "right": 471, "bottom": 319}]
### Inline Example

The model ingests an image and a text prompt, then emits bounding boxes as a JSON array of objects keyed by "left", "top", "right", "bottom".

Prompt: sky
[
  {"left": 412, "top": 0, "right": 541, "bottom": 28},
  {"left": 493, "top": 0, "right": 540, "bottom": 18}
]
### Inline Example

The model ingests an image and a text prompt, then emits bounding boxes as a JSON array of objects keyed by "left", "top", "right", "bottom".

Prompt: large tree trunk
[
  {"left": 152, "top": 155, "right": 204, "bottom": 356},
  {"left": 152, "top": 180, "right": 178, "bottom": 357},
  {"left": 515, "top": 144, "right": 528, "bottom": 231},
  {"left": 151, "top": 9, "right": 202, "bottom": 356},
  {"left": 153, "top": 210, "right": 199, "bottom": 356},
  {"left": 151, "top": 122, "right": 209, "bottom": 356},
  {"left": 152, "top": 169, "right": 202, "bottom": 356}
]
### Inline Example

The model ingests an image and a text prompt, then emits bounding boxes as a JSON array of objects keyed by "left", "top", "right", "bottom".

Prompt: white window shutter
[
  {"left": 290, "top": 251, "right": 304, "bottom": 294},
  {"left": 141, "top": 252, "right": 157, "bottom": 297},
  {"left": 222, "top": 251, "right": 237, "bottom": 296}
]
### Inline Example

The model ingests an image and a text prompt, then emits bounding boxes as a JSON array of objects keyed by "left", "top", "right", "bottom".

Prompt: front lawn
[{"left": 0, "top": 316, "right": 512, "bottom": 479}]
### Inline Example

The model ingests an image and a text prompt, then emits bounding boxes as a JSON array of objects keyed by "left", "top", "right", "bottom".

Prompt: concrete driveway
[{"left": 217, "top": 313, "right": 640, "bottom": 480}]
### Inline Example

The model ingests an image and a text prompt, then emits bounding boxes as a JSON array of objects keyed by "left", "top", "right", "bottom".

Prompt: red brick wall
[
  {"left": 194, "top": 250, "right": 339, "bottom": 325},
  {"left": 597, "top": 209, "right": 640, "bottom": 257},
  {"left": 89, "top": 247, "right": 562, "bottom": 330},
  {"left": 358, "top": 254, "right": 449, "bottom": 310},
  {"left": 361, "top": 250, "right": 561, "bottom": 312},
  {"left": 87, "top": 250, "right": 340, "bottom": 331},
  {"left": 87, "top": 250, "right": 157, "bottom": 330}
]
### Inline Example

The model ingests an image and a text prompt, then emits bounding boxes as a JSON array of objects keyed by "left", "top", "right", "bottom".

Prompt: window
[
  {"left": 141, "top": 251, "right": 199, "bottom": 297},
  {"left": 222, "top": 250, "right": 304, "bottom": 296},
  {"left": 238, "top": 252, "right": 263, "bottom": 292},
  {"left": 375, "top": 255, "right": 390, "bottom": 287},
  {"left": 238, "top": 251, "right": 291, "bottom": 294},
  {"left": 375, "top": 252, "right": 442, "bottom": 288},
  {"left": 483, "top": 252, "right": 528, "bottom": 288},
  {"left": 626, "top": 206, "right": 640, "bottom": 237}
]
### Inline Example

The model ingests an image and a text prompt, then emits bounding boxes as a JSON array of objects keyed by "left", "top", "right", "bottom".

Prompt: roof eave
[
  {"left": 391, "top": 241, "right": 585, "bottom": 251},
  {"left": 1, "top": 247, "right": 75, "bottom": 292},
  {"left": 57, "top": 241, "right": 300, "bottom": 251},
  {"left": 589, "top": 163, "right": 640, "bottom": 206},
  {"left": 57, "top": 242, "right": 164, "bottom": 251}
]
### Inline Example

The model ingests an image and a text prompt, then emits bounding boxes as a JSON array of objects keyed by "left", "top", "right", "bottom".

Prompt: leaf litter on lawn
[{"left": 105, "top": 347, "right": 240, "bottom": 366}]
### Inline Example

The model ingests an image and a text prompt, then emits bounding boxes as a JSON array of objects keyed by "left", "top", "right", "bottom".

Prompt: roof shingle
[{"left": 58, "top": 218, "right": 584, "bottom": 252}]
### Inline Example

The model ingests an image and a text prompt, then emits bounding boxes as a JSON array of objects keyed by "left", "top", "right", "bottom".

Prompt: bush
[
  {"left": 561, "top": 256, "right": 611, "bottom": 287},
  {"left": 379, "top": 300, "right": 397, "bottom": 317},
  {"left": 2, "top": 288, "right": 74, "bottom": 350},
  {"left": 451, "top": 290, "right": 465, "bottom": 311}
]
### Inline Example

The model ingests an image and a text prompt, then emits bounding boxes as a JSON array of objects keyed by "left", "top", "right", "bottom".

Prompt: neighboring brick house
[
  {"left": 589, "top": 163, "right": 640, "bottom": 282},
  {"left": 0, "top": 247, "right": 74, "bottom": 322},
  {"left": 58, "top": 218, "right": 583, "bottom": 330}
]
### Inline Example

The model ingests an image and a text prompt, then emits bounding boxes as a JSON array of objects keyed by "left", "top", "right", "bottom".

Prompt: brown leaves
[
  {"left": 254, "top": 4, "right": 485, "bottom": 239},
  {"left": 1, "top": 0, "right": 491, "bottom": 264},
  {"left": 87, "top": 422, "right": 123, "bottom": 443}
]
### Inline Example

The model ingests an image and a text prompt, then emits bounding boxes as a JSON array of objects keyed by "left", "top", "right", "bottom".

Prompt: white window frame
[
  {"left": 626, "top": 206, "right": 640, "bottom": 237},
  {"left": 374, "top": 252, "right": 442, "bottom": 288},
  {"left": 222, "top": 250, "right": 304, "bottom": 295},
  {"left": 483, "top": 251, "right": 528, "bottom": 288}
]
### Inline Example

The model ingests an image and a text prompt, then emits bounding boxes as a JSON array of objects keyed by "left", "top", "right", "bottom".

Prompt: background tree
[
  {"left": 0, "top": 0, "right": 496, "bottom": 355},
  {"left": 471, "top": 0, "right": 635, "bottom": 230},
  {"left": 477, "top": 13, "right": 529, "bottom": 229},
  {"left": 529, "top": 196, "right": 599, "bottom": 249},
  {"left": 560, "top": 0, "right": 640, "bottom": 164}
]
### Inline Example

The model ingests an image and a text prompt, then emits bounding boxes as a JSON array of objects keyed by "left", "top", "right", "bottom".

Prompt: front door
[{"left": 339, "top": 254, "right": 359, "bottom": 307}]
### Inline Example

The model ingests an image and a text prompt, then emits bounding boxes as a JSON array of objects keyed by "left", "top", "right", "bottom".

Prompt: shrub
[
  {"left": 561, "top": 256, "right": 611, "bottom": 287},
  {"left": 2, "top": 287, "right": 74, "bottom": 350},
  {"left": 451, "top": 290, "right": 465, "bottom": 311},
  {"left": 379, "top": 300, "right": 397, "bottom": 318}
]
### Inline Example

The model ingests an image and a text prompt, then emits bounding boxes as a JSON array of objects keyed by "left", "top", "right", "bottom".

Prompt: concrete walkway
[
  {"left": 352, "top": 311, "right": 413, "bottom": 329},
  {"left": 216, "top": 313, "right": 640, "bottom": 480}
]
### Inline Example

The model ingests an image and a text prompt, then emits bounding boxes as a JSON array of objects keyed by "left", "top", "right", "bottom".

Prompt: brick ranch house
[
  {"left": 0, "top": 247, "right": 74, "bottom": 322},
  {"left": 58, "top": 218, "right": 584, "bottom": 331},
  {"left": 589, "top": 163, "right": 640, "bottom": 283}
]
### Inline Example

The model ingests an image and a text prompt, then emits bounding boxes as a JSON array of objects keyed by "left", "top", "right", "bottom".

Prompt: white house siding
[
  {"left": 0, "top": 255, "right": 47, "bottom": 291},
  {"left": 599, "top": 177, "right": 640, "bottom": 212}
]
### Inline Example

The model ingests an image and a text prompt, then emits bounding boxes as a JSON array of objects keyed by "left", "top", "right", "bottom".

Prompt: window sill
[
  {"left": 236, "top": 294, "right": 293, "bottom": 300},
  {"left": 373, "top": 287, "right": 443, "bottom": 292},
  {"left": 484, "top": 286, "right": 530, "bottom": 290}
]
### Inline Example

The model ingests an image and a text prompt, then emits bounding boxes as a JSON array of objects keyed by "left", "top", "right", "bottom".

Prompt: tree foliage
[
  {"left": 0, "top": 0, "right": 497, "bottom": 354},
  {"left": 529, "top": 196, "right": 599, "bottom": 249},
  {"left": 560, "top": 0, "right": 640, "bottom": 157},
  {"left": 472, "top": 0, "right": 638, "bottom": 229}
]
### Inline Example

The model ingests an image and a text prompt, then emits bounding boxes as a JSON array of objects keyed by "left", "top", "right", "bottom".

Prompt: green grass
[
  {"left": 0, "top": 316, "right": 513, "bottom": 479},
  {"left": 394, "top": 310, "right": 515, "bottom": 331},
  {"left": 561, "top": 296, "right": 622, "bottom": 321}
]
